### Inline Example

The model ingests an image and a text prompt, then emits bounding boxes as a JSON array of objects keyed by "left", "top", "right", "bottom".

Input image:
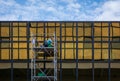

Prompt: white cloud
[
  {"left": 0, "top": 0, "right": 120, "bottom": 21},
  {"left": 95, "top": 0, "right": 120, "bottom": 21}
]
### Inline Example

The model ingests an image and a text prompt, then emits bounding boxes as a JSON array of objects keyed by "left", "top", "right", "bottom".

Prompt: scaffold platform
[{"left": 31, "top": 33, "right": 58, "bottom": 81}]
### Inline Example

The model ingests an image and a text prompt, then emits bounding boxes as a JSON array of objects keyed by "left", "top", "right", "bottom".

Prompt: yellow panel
[
  {"left": 13, "top": 49, "right": 18, "bottom": 59},
  {"left": 78, "top": 43, "right": 83, "bottom": 48},
  {"left": 94, "top": 49, "right": 101, "bottom": 60},
  {"left": 66, "top": 49, "right": 74, "bottom": 59},
  {"left": 94, "top": 23, "right": 101, "bottom": 26},
  {"left": 13, "top": 38, "right": 18, "bottom": 41},
  {"left": 19, "top": 28, "right": 26, "bottom": 36},
  {"left": 78, "top": 49, "right": 83, "bottom": 59},
  {"left": 94, "top": 27, "right": 101, "bottom": 36},
  {"left": 84, "top": 23, "right": 91, "bottom": 27},
  {"left": 19, "top": 23, "right": 26, "bottom": 26},
  {"left": 94, "top": 38, "right": 101, "bottom": 41},
  {"left": 72, "top": 27, "right": 76, "bottom": 36},
  {"left": 19, "top": 38, "right": 27, "bottom": 41},
  {"left": 94, "top": 43, "right": 101, "bottom": 48},
  {"left": 19, "top": 43, "right": 27, "bottom": 48},
  {"left": 56, "top": 27, "right": 60, "bottom": 36},
  {"left": 48, "top": 23, "right": 55, "bottom": 26},
  {"left": 112, "top": 49, "right": 120, "bottom": 59},
  {"left": 1, "top": 43, "right": 10, "bottom": 48},
  {"left": 65, "top": 43, "right": 74, "bottom": 48},
  {"left": 31, "top": 23, "right": 37, "bottom": 27},
  {"left": 29, "top": 50, "right": 33, "bottom": 59},
  {"left": 85, "top": 28, "right": 91, "bottom": 36},
  {"left": 62, "top": 43, "right": 65, "bottom": 48},
  {"left": 102, "top": 28, "right": 108, "bottom": 36},
  {"left": 65, "top": 37, "right": 73, "bottom": 41},
  {"left": 62, "top": 28, "right": 65, "bottom": 36},
  {"left": 13, "top": 43, "right": 18, "bottom": 48},
  {"left": 48, "top": 28, "right": 55, "bottom": 33},
  {"left": 78, "top": 23, "right": 83, "bottom": 26},
  {"left": 110, "top": 27, "right": 113, "bottom": 37},
  {"left": 84, "top": 49, "right": 92, "bottom": 59},
  {"left": 13, "top": 27, "right": 18, "bottom": 36},
  {"left": 78, "top": 28, "right": 83, "bottom": 36},
  {"left": 38, "top": 23, "right": 44, "bottom": 26},
  {"left": 78, "top": 37, "right": 83, "bottom": 41},
  {"left": 102, "top": 38, "right": 108, "bottom": 41},
  {"left": 102, "top": 43, "right": 108, "bottom": 48},
  {"left": 62, "top": 50, "right": 65, "bottom": 59},
  {"left": 84, "top": 43, "right": 92, "bottom": 48},
  {"left": 1, "top": 49, "right": 9, "bottom": 59},
  {"left": 19, "top": 49, "right": 27, "bottom": 59},
  {"left": 113, "top": 28, "right": 120, "bottom": 36},
  {"left": 13, "top": 22, "right": 18, "bottom": 26},
  {"left": 1, "top": 27, "right": 9, "bottom": 36},
  {"left": 56, "top": 23, "right": 60, "bottom": 26},
  {"left": 38, "top": 28, "right": 44, "bottom": 34},
  {"left": 102, "top": 49, "right": 108, "bottom": 59},
  {"left": 66, "top": 28, "right": 72, "bottom": 36},
  {"left": 1, "top": 22, "right": 9, "bottom": 27},
  {"left": 102, "top": 23, "right": 108, "bottom": 27},
  {"left": 30, "top": 28, "right": 36, "bottom": 34},
  {"left": 112, "top": 22, "right": 119, "bottom": 27},
  {"left": 65, "top": 23, "right": 73, "bottom": 27}
]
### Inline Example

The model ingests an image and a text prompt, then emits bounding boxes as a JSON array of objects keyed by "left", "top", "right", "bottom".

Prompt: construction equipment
[{"left": 31, "top": 33, "right": 58, "bottom": 81}]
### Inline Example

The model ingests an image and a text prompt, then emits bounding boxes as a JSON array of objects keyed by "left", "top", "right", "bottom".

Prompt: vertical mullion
[
  {"left": 55, "top": 22, "right": 56, "bottom": 37},
  {"left": 47, "top": 22, "right": 48, "bottom": 34},
  {"left": 11, "top": 22, "right": 14, "bottom": 81},
  {"left": 92, "top": 22, "right": 94, "bottom": 81},
  {"left": 60, "top": 22, "right": 62, "bottom": 81},
  {"left": 9, "top": 22, "right": 11, "bottom": 60},
  {"left": 72, "top": 22, "right": 75, "bottom": 59},
  {"left": 27, "top": 22, "right": 30, "bottom": 81},
  {"left": 119, "top": 22, "right": 120, "bottom": 41},
  {"left": 83, "top": 23, "right": 85, "bottom": 60},
  {"left": 0, "top": 22, "right": 0, "bottom": 59},
  {"left": 36, "top": 22, "right": 38, "bottom": 39},
  {"left": 43, "top": 22, "right": 46, "bottom": 70},
  {"left": 18, "top": 22, "right": 20, "bottom": 60},
  {"left": 76, "top": 22, "right": 78, "bottom": 81},
  {"left": 101, "top": 22, "right": 102, "bottom": 60},
  {"left": 64, "top": 23, "right": 66, "bottom": 59},
  {"left": 108, "top": 22, "right": 111, "bottom": 81},
  {"left": 111, "top": 23, "right": 113, "bottom": 60}
]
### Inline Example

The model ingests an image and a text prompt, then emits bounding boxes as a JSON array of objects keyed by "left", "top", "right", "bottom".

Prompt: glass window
[
  {"left": 1, "top": 49, "right": 10, "bottom": 59},
  {"left": 1, "top": 27, "right": 9, "bottom": 37}
]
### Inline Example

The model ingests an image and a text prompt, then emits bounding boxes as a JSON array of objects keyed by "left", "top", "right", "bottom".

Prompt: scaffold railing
[{"left": 31, "top": 33, "right": 58, "bottom": 81}]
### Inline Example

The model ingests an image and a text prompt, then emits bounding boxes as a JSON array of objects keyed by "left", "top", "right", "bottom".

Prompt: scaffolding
[{"left": 31, "top": 33, "right": 58, "bottom": 81}]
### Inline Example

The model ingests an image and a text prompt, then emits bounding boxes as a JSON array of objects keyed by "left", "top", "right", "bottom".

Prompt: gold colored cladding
[
  {"left": 1, "top": 22, "right": 120, "bottom": 60},
  {"left": 1, "top": 49, "right": 9, "bottom": 59},
  {"left": 1, "top": 27, "right": 9, "bottom": 36}
]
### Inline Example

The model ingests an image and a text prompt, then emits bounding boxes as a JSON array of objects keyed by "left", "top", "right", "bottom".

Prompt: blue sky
[{"left": 0, "top": 0, "right": 120, "bottom": 21}]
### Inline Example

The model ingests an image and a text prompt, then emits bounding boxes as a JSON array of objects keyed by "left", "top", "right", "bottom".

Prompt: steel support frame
[{"left": 0, "top": 21, "right": 120, "bottom": 81}]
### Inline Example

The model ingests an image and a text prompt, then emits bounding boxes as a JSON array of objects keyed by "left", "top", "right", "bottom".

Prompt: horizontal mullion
[
  {"left": 0, "top": 48, "right": 27, "bottom": 49},
  {"left": 12, "top": 26, "right": 27, "bottom": 27},
  {"left": 13, "top": 36, "right": 28, "bottom": 37},
  {"left": 0, "top": 59, "right": 31, "bottom": 63},
  {"left": 1, "top": 41, "right": 120, "bottom": 43},
  {"left": 61, "top": 48, "right": 109, "bottom": 49},
  {"left": 0, "top": 59, "right": 120, "bottom": 63},
  {"left": 111, "top": 26, "right": 120, "bottom": 28}
]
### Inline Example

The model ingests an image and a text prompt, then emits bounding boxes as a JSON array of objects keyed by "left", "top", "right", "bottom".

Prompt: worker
[{"left": 43, "top": 36, "right": 54, "bottom": 47}]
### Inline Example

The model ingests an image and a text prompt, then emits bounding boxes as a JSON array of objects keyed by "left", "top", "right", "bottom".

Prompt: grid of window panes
[
  {"left": 0, "top": 21, "right": 120, "bottom": 81},
  {"left": 0, "top": 22, "right": 120, "bottom": 60}
]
